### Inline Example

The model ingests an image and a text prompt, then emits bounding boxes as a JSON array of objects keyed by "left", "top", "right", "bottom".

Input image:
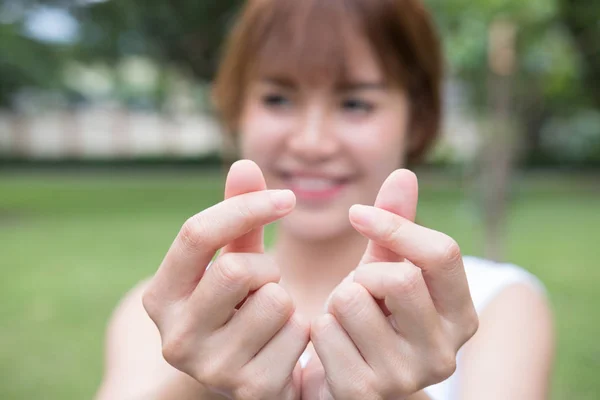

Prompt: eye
[
  {"left": 262, "top": 93, "right": 291, "bottom": 109},
  {"left": 342, "top": 98, "right": 374, "bottom": 114}
]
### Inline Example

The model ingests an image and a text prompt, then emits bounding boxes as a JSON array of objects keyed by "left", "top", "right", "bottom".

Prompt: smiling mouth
[{"left": 278, "top": 172, "right": 353, "bottom": 202}]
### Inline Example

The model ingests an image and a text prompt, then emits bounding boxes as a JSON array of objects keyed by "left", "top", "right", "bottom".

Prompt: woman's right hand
[{"left": 142, "top": 160, "right": 309, "bottom": 400}]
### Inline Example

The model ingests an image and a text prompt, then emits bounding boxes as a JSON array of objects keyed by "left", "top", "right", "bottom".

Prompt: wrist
[
  {"left": 404, "top": 390, "right": 431, "bottom": 400},
  {"left": 151, "top": 370, "right": 228, "bottom": 400}
]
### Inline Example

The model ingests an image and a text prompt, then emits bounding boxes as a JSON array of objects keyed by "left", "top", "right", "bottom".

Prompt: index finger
[
  {"left": 350, "top": 204, "right": 473, "bottom": 321},
  {"left": 150, "top": 189, "right": 296, "bottom": 301}
]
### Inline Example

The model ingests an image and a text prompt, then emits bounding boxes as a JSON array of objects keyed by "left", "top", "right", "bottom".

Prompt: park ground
[{"left": 0, "top": 168, "right": 599, "bottom": 399}]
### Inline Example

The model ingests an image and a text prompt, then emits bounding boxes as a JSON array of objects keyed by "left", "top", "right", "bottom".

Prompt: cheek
[
  {"left": 239, "top": 105, "right": 290, "bottom": 161},
  {"left": 341, "top": 112, "right": 407, "bottom": 174}
]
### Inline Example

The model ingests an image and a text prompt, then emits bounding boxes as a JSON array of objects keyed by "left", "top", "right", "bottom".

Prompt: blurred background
[{"left": 0, "top": 0, "right": 599, "bottom": 399}]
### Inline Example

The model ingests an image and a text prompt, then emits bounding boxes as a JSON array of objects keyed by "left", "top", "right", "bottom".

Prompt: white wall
[{"left": 0, "top": 107, "right": 222, "bottom": 159}]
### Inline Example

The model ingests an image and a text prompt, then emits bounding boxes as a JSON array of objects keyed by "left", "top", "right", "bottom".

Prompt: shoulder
[
  {"left": 96, "top": 278, "right": 154, "bottom": 398},
  {"left": 105, "top": 278, "right": 153, "bottom": 344},
  {"left": 96, "top": 278, "right": 199, "bottom": 399},
  {"left": 422, "top": 257, "right": 554, "bottom": 399},
  {"left": 459, "top": 256, "right": 554, "bottom": 399},
  {"left": 461, "top": 255, "right": 547, "bottom": 314}
]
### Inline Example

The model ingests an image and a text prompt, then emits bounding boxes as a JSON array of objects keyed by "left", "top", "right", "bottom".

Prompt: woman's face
[{"left": 238, "top": 36, "right": 411, "bottom": 241}]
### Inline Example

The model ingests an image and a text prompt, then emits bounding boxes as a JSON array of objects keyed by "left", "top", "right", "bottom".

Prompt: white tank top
[
  {"left": 298, "top": 256, "right": 546, "bottom": 400},
  {"left": 423, "top": 256, "right": 545, "bottom": 400}
]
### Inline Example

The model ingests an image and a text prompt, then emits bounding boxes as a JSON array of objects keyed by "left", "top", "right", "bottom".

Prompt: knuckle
[
  {"left": 234, "top": 198, "right": 260, "bottom": 222},
  {"left": 230, "top": 198, "right": 264, "bottom": 234},
  {"left": 238, "top": 253, "right": 282, "bottom": 284},
  {"left": 286, "top": 312, "right": 310, "bottom": 337},
  {"left": 468, "top": 312, "right": 480, "bottom": 337},
  {"left": 430, "top": 348, "right": 457, "bottom": 383},
  {"left": 459, "top": 309, "right": 480, "bottom": 345},
  {"left": 311, "top": 313, "right": 339, "bottom": 339},
  {"left": 396, "top": 374, "right": 420, "bottom": 397},
  {"left": 216, "top": 253, "right": 251, "bottom": 287},
  {"left": 422, "top": 331, "right": 457, "bottom": 385},
  {"left": 141, "top": 286, "right": 162, "bottom": 321},
  {"left": 438, "top": 235, "right": 462, "bottom": 265},
  {"left": 330, "top": 282, "right": 368, "bottom": 316},
  {"left": 382, "top": 221, "right": 403, "bottom": 245},
  {"left": 387, "top": 265, "right": 422, "bottom": 295},
  {"left": 195, "top": 355, "right": 229, "bottom": 387},
  {"left": 180, "top": 214, "right": 214, "bottom": 251},
  {"left": 257, "top": 282, "right": 294, "bottom": 320},
  {"left": 161, "top": 331, "right": 191, "bottom": 368}
]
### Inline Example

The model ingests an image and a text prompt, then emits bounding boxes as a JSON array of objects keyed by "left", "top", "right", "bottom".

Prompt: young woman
[{"left": 96, "top": 0, "right": 554, "bottom": 399}]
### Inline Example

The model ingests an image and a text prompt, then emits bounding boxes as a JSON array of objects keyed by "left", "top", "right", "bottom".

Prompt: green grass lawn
[{"left": 0, "top": 169, "right": 598, "bottom": 399}]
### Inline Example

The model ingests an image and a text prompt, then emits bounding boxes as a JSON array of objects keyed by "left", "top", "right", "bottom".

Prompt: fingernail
[
  {"left": 349, "top": 204, "right": 373, "bottom": 228},
  {"left": 270, "top": 190, "right": 296, "bottom": 211}
]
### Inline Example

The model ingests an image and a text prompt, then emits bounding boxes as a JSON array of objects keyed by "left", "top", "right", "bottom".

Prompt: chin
[{"left": 279, "top": 207, "right": 352, "bottom": 242}]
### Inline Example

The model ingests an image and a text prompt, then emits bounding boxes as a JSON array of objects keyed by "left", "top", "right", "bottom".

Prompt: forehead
[
  {"left": 247, "top": 0, "right": 387, "bottom": 87},
  {"left": 257, "top": 36, "right": 383, "bottom": 88}
]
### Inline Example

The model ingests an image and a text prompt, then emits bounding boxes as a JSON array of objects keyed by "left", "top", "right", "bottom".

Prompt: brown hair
[{"left": 212, "top": 0, "right": 443, "bottom": 164}]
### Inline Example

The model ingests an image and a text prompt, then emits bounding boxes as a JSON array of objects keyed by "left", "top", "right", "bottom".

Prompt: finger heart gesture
[
  {"left": 144, "top": 161, "right": 478, "bottom": 400},
  {"left": 143, "top": 160, "right": 309, "bottom": 400},
  {"left": 303, "top": 170, "right": 479, "bottom": 400}
]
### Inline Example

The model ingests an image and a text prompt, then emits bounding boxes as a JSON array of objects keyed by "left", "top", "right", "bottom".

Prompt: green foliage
[
  {"left": 558, "top": 0, "right": 600, "bottom": 109},
  {"left": 0, "top": 0, "right": 243, "bottom": 108},
  {"left": 425, "top": 0, "right": 573, "bottom": 105},
  {"left": 424, "top": 0, "right": 600, "bottom": 163},
  {"left": 73, "top": 0, "right": 243, "bottom": 79},
  {"left": 1, "top": 0, "right": 599, "bottom": 161},
  {"left": 0, "top": 22, "right": 67, "bottom": 106}
]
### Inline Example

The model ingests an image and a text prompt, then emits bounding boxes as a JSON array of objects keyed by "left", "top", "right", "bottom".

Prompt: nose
[{"left": 287, "top": 106, "right": 339, "bottom": 162}]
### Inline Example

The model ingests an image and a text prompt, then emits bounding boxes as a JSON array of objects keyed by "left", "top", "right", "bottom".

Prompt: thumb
[
  {"left": 352, "top": 169, "right": 418, "bottom": 264},
  {"left": 222, "top": 159, "right": 269, "bottom": 254}
]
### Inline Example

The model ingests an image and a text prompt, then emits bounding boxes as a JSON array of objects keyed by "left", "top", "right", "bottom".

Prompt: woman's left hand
[{"left": 302, "top": 169, "right": 479, "bottom": 400}]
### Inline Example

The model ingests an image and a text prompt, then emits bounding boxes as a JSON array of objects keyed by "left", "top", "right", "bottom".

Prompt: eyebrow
[
  {"left": 261, "top": 77, "right": 296, "bottom": 89},
  {"left": 261, "top": 78, "right": 386, "bottom": 92}
]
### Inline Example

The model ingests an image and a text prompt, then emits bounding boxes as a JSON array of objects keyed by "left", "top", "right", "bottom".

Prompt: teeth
[{"left": 291, "top": 177, "right": 337, "bottom": 191}]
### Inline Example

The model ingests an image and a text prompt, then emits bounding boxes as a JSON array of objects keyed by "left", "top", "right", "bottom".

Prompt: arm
[
  {"left": 97, "top": 161, "right": 308, "bottom": 400},
  {"left": 95, "top": 280, "right": 223, "bottom": 400},
  {"left": 459, "top": 284, "right": 554, "bottom": 400}
]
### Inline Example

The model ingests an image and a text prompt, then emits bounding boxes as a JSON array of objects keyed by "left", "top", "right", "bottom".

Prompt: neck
[{"left": 272, "top": 226, "right": 368, "bottom": 317}]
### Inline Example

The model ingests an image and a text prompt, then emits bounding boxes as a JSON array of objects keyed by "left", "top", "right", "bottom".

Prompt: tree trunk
[
  {"left": 481, "top": 18, "right": 519, "bottom": 262},
  {"left": 560, "top": 0, "right": 600, "bottom": 109}
]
